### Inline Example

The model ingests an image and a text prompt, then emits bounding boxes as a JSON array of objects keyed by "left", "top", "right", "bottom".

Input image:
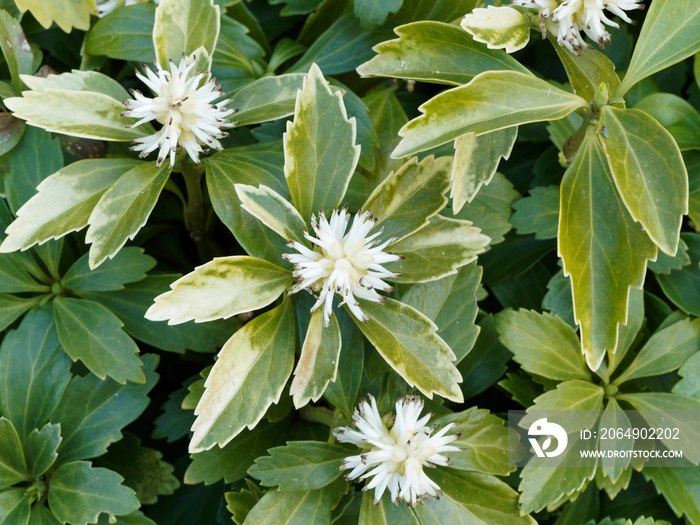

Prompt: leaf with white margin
[
  {"left": 362, "top": 155, "right": 451, "bottom": 242},
  {"left": 153, "top": 0, "right": 220, "bottom": 68},
  {"left": 559, "top": 127, "right": 656, "bottom": 371},
  {"left": 353, "top": 298, "right": 463, "bottom": 402},
  {"left": 393, "top": 71, "right": 587, "bottom": 158},
  {"left": 0, "top": 159, "right": 142, "bottom": 253},
  {"left": 146, "top": 256, "right": 291, "bottom": 325},
  {"left": 290, "top": 308, "right": 342, "bottom": 409},
  {"left": 461, "top": 6, "right": 530, "bottom": 54},
  {"left": 599, "top": 106, "right": 688, "bottom": 257},
  {"left": 451, "top": 127, "right": 517, "bottom": 212},
  {"left": 389, "top": 215, "right": 490, "bottom": 283},
  {"left": 15, "top": 0, "right": 95, "bottom": 32},
  {"left": 235, "top": 184, "right": 307, "bottom": 246},
  {"left": 284, "top": 63, "right": 360, "bottom": 222},
  {"left": 190, "top": 299, "right": 295, "bottom": 452},
  {"left": 21, "top": 70, "right": 130, "bottom": 102},
  {"left": 86, "top": 162, "right": 169, "bottom": 269}
]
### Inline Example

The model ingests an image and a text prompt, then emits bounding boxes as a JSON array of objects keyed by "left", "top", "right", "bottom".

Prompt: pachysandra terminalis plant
[{"left": 0, "top": 0, "right": 699, "bottom": 522}]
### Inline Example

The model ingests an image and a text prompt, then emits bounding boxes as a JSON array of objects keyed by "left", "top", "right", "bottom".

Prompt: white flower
[
  {"left": 333, "top": 394, "right": 461, "bottom": 507},
  {"left": 282, "top": 208, "right": 400, "bottom": 327},
  {"left": 513, "top": 0, "right": 644, "bottom": 53},
  {"left": 95, "top": 0, "right": 156, "bottom": 17},
  {"left": 121, "top": 54, "right": 235, "bottom": 168}
]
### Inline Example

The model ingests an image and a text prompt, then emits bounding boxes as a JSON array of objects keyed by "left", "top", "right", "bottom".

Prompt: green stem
[
  {"left": 300, "top": 406, "right": 346, "bottom": 428},
  {"left": 182, "top": 165, "right": 206, "bottom": 244}
]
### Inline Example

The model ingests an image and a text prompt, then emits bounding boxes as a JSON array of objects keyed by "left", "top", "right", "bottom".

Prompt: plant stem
[{"left": 183, "top": 165, "right": 206, "bottom": 244}]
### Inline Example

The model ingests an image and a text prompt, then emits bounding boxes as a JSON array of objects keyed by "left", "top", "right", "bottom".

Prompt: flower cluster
[
  {"left": 282, "top": 208, "right": 401, "bottom": 327},
  {"left": 514, "top": 0, "right": 644, "bottom": 53},
  {"left": 121, "top": 54, "right": 235, "bottom": 168},
  {"left": 333, "top": 395, "right": 461, "bottom": 507}
]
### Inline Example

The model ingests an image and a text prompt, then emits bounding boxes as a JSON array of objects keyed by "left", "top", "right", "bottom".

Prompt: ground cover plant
[{"left": 0, "top": 0, "right": 699, "bottom": 523}]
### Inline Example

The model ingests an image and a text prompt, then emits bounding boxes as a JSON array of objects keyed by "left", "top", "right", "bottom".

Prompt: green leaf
[
  {"left": 606, "top": 286, "right": 645, "bottom": 375},
  {"left": 461, "top": 5, "right": 530, "bottom": 54},
  {"left": 615, "top": 318, "right": 700, "bottom": 384},
  {"left": 0, "top": 253, "right": 48, "bottom": 293},
  {"left": 213, "top": 15, "right": 265, "bottom": 76},
  {"left": 432, "top": 408, "right": 514, "bottom": 476},
  {"left": 616, "top": 393, "right": 700, "bottom": 465},
  {"left": 359, "top": 490, "right": 419, "bottom": 523},
  {"left": 249, "top": 441, "right": 347, "bottom": 491},
  {"left": 28, "top": 503, "right": 61, "bottom": 525},
  {"left": 559, "top": 126, "right": 656, "bottom": 370},
  {"left": 5, "top": 89, "right": 151, "bottom": 142},
  {"left": 495, "top": 309, "right": 591, "bottom": 381},
  {"left": 0, "top": 113, "right": 25, "bottom": 158},
  {"left": 389, "top": 215, "right": 490, "bottom": 283},
  {"left": 323, "top": 309, "right": 364, "bottom": 417},
  {"left": 96, "top": 510, "right": 156, "bottom": 525},
  {"left": 553, "top": 43, "right": 620, "bottom": 103},
  {"left": 51, "top": 354, "right": 158, "bottom": 464},
  {"left": 357, "top": 21, "right": 528, "bottom": 86},
  {"left": 354, "top": 0, "right": 402, "bottom": 29},
  {"left": 511, "top": 185, "right": 559, "bottom": 240},
  {"left": 23, "top": 423, "right": 60, "bottom": 479},
  {"left": 648, "top": 238, "right": 691, "bottom": 275},
  {"left": 0, "top": 307, "right": 70, "bottom": 440},
  {"left": 617, "top": 0, "right": 700, "bottom": 96},
  {"left": 521, "top": 380, "right": 604, "bottom": 433},
  {"left": 401, "top": 262, "right": 482, "bottom": 363},
  {"left": 225, "top": 489, "right": 257, "bottom": 525},
  {"left": 673, "top": 352, "right": 700, "bottom": 399},
  {"left": 62, "top": 247, "right": 155, "bottom": 292},
  {"left": 5, "top": 125, "right": 63, "bottom": 215},
  {"left": 0, "top": 294, "right": 36, "bottom": 332},
  {"left": 635, "top": 93, "right": 700, "bottom": 151},
  {"left": 450, "top": 127, "right": 517, "bottom": 213},
  {"left": 415, "top": 469, "right": 535, "bottom": 525},
  {"left": 53, "top": 297, "right": 144, "bottom": 384},
  {"left": 243, "top": 487, "right": 331, "bottom": 525},
  {"left": 518, "top": 433, "right": 597, "bottom": 514},
  {"left": 450, "top": 171, "right": 518, "bottom": 246},
  {"left": 235, "top": 184, "right": 307, "bottom": 246},
  {"left": 185, "top": 419, "right": 279, "bottom": 485},
  {"left": 0, "top": 489, "right": 30, "bottom": 525},
  {"left": 284, "top": 63, "right": 360, "bottom": 222},
  {"left": 190, "top": 299, "right": 296, "bottom": 452},
  {"left": 656, "top": 233, "right": 700, "bottom": 316},
  {"left": 644, "top": 466, "right": 700, "bottom": 524},
  {"left": 82, "top": 275, "right": 238, "bottom": 354},
  {"left": 153, "top": 0, "right": 220, "bottom": 67},
  {"left": 0, "top": 9, "right": 32, "bottom": 93},
  {"left": 598, "top": 399, "right": 633, "bottom": 483},
  {"left": 0, "top": 159, "right": 142, "bottom": 252},
  {"left": 393, "top": 71, "right": 587, "bottom": 158},
  {"left": 231, "top": 74, "right": 306, "bottom": 126},
  {"left": 146, "top": 256, "right": 290, "bottom": 324},
  {"left": 0, "top": 417, "right": 29, "bottom": 489},
  {"left": 353, "top": 298, "right": 462, "bottom": 402},
  {"left": 85, "top": 3, "right": 156, "bottom": 62},
  {"left": 96, "top": 433, "right": 179, "bottom": 505},
  {"left": 291, "top": 309, "right": 342, "bottom": 408},
  {"left": 363, "top": 155, "right": 450, "bottom": 241},
  {"left": 205, "top": 142, "right": 290, "bottom": 264},
  {"left": 86, "top": 162, "right": 169, "bottom": 269},
  {"left": 542, "top": 269, "right": 575, "bottom": 327},
  {"left": 14, "top": 0, "right": 94, "bottom": 32},
  {"left": 48, "top": 461, "right": 139, "bottom": 525},
  {"left": 599, "top": 106, "right": 688, "bottom": 256}
]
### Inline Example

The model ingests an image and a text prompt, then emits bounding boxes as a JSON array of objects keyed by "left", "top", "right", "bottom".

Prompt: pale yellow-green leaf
[
  {"left": 235, "top": 184, "right": 307, "bottom": 246},
  {"left": 393, "top": 71, "right": 587, "bottom": 158},
  {"left": 5, "top": 90, "right": 152, "bottom": 142},
  {"left": 389, "top": 215, "right": 490, "bottom": 283},
  {"left": 0, "top": 159, "right": 142, "bottom": 253},
  {"left": 595, "top": 466, "right": 633, "bottom": 500},
  {"left": 359, "top": 491, "right": 419, "bottom": 523},
  {"left": 15, "top": 0, "right": 95, "bottom": 32},
  {"left": 559, "top": 127, "right": 656, "bottom": 371},
  {"left": 461, "top": 6, "right": 530, "bottom": 54},
  {"left": 598, "top": 398, "right": 632, "bottom": 483},
  {"left": 232, "top": 73, "right": 306, "bottom": 127},
  {"left": 86, "top": 162, "right": 170, "bottom": 269},
  {"left": 606, "top": 286, "right": 644, "bottom": 375},
  {"left": 244, "top": 488, "right": 331, "bottom": 525},
  {"left": 146, "top": 256, "right": 291, "bottom": 325},
  {"left": 290, "top": 309, "right": 342, "bottom": 409},
  {"left": 353, "top": 298, "right": 463, "bottom": 402},
  {"left": 552, "top": 40, "right": 620, "bottom": 103},
  {"left": 495, "top": 309, "right": 591, "bottom": 382},
  {"left": 356, "top": 21, "right": 529, "bottom": 86},
  {"left": 0, "top": 10, "right": 32, "bottom": 93},
  {"left": 599, "top": 106, "right": 688, "bottom": 256},
  {"left": 284, "top": 63, "right": 360, "bottom": 222},
  {"left": 451, "top": 127, "right": 517, "bottom": 212},
  {"left": 20, "top": 70, "right": 130, "bottom": 101},
  {"left": 362, "top": 155, "right": 450, "bottom": 242},
  {"left": 190, "top": 300, "right": 295, "bottom": 452},
  {"left": 153, "top": 0, "right": 220, "bottom": 67},
  {"left": 617, "top": 0, "right": 700, "bottom": 97}
]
